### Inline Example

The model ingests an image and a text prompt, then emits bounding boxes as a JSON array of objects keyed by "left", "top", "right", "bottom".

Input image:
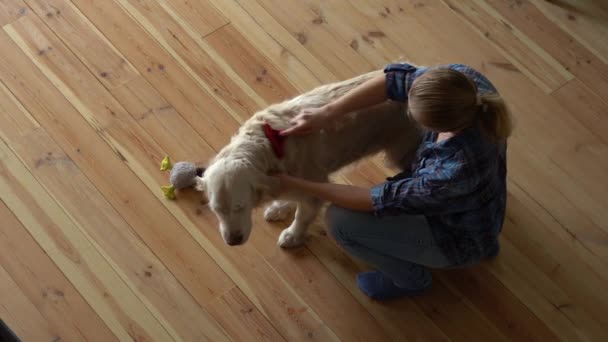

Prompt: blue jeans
[{"left": 326, "top": 205, "right": 455, "bottom": 289}]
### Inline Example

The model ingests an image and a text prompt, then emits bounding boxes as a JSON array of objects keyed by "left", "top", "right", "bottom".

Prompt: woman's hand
[
  {"left": 271, "top": 173, "right": 290, "bottom": 194},
  {"left": 280, "top": 73, "right": 387, "bottom": 136},
  {"left": 280, "top": 106, "right": 333, "bottom": 136},
  {"left": 270, "top": 173, "right": 373, "bottom": 212}
]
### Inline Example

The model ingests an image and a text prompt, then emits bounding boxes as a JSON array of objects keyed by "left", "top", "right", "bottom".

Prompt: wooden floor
[{"left": 0, "top": 0, "right": 607, "bottom": 341}]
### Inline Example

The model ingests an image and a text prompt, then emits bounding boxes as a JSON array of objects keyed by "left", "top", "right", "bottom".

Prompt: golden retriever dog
[{"left": 196, "top": 69, "right": 421, "bottom": 247}]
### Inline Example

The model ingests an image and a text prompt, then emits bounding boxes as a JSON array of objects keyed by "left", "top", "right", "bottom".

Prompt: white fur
[{"left": 196, "top": 70, "right": 421, "bottom": 247}]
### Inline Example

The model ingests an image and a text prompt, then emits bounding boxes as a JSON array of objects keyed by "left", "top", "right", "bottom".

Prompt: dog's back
[{"left": 249, "top": 70, "right": 421, "bottom": 178}]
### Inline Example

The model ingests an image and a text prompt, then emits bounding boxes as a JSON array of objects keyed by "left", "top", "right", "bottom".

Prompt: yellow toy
[{"left": 160, "top": 156, "right": 205, "bottom": 199}]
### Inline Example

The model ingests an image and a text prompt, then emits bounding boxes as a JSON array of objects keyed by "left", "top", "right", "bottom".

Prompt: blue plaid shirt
[{"left": 371, "top": 63, "right": 507, "bottom": 265}]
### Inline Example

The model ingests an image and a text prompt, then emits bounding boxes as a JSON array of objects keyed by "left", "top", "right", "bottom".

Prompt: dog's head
[{"left": 195, "top": 158, "right": 278, "bottom": 246}]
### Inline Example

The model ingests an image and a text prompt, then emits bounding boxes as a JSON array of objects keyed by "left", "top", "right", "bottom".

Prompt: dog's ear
[{"left": 195, "top": 176, "right": 207, "bottom": 192}]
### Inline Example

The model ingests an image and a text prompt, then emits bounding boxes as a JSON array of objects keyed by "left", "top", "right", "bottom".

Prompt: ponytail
[
  {"left": 408, "top": 68, "right": 513, "bottom": 142},
  {"left": 477, "top": 93, "right": 513, "bottom": 142}
]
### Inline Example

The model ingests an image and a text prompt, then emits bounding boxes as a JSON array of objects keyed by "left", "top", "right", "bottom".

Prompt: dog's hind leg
[
  {"left": 277, "top": 197, "right": 321, "bottom": 248},
  {"left": 264, "top": 200, "right": 296, "bottom": 222}
]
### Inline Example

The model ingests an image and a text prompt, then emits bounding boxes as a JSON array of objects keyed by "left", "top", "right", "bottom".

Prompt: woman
[{"left": 276, "top": 63, "right": 512, "bottom": 300}]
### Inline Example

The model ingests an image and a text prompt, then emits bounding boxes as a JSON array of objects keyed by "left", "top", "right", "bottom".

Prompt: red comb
[{"left": 263, "top": 123, "right": 286, "bottom": 159}]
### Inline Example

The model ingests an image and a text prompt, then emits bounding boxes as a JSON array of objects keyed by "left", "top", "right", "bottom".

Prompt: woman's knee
[{"left": 325, "top": 205, "right": 356, "bottom": 242}]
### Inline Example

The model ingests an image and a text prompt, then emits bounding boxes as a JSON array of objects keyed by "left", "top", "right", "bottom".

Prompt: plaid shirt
[{"left": 371, "top": 63, "right": 507, "bottom": 265}]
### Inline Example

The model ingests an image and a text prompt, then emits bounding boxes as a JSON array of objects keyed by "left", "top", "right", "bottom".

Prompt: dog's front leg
[
  {"left": 277, "top": 196, "right": 321, "bottom": 248},
  {"left": 264, "top": 200, "right": 296, "bottom": 222}
]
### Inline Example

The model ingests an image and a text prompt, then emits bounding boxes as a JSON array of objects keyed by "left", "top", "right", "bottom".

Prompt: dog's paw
[
  {"left": 277, "top": 228, "right": 304, "bottom": 248},
  {"left": 264, "top": 202, "right": 294, "bottom": 222}
]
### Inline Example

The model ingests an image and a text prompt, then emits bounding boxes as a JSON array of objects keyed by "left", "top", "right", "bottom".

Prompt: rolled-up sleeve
[
  {"left": 370, "top": 159, "right": 474, "bottom": 216},
  {"left": 371, "top": 176, "right": 445, "bottom": 216},
  {"left": 383, "top": 63, "right": 418, "bottom": 102}
]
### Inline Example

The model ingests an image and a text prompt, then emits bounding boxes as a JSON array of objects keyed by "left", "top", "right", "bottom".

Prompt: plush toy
[{"left": 160, "top": 156, "right": 204, "bottom": 199}]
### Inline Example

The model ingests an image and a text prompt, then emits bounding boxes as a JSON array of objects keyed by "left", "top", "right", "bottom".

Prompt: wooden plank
[
  {"left": 115, "top": 0, "right": 262, "bottom": 123},
  {"left": 440, "top": 268, "right": 561, "bottom": 342},
  {"left": 0, "top": 0, "right": 27, "bottom": 26},
  {"left": 0, "top": 37, "right": 229, "bottom": 342},
  {"left": 265, "top": 246, "right": 394, "bottom": 342},
  {"left": 531, "top": 0, "right": 608, "bottom": 64},
  {"left": 346, "top": 0, "right": 474, "bottom": 66},
  {"left": 22, "top": 0, "right": 139, "bottom": 89},
  {"left": 484, "top": 238, "right": 589, "bottom": 342},
  {"left": 490, "top": 234, "right": 607, "bottom": 341},
  {"left": 40, "top": 0, "right": 239, "bottom": 150},
  {"left": 208, "top": 0, "right": 334, "bottom": 90},
  {"left": 508, "top": 138, "right": 608, "bottom": 257},
  {"left": 296, "top": 0, "right": 409, "bottom": 68},
  {"left": 412, "top": 280, "right": 509, "bottom": 342},
  {"left": 0, "top": 138, "right": 170, "bottom": 341},
  {"left": 441, "top": 0, "right": 573, "bottom": 93},
  {"left": 161, "top": 0, "right": 229, "bottom": 37},
  {"left": 487, "top": 0, "right": 608, "bottom": 102},
  {"left": 504, "top": 185, "right": 608, "bottom": 329},
  {"left": 506, "top": 147, "right": 608, "bottom": 278},
  {"left": 204, "top": 24, "right": 298, "bottom": 105},
  {"left": 0, "top": 94, "right": 118, "bottom": 342},
  {"left": 481, "top": 73, "right": 608, "bottom": 238},
  {"left": 0, "top": 21, "right": 235, "bottom": 315},
  {"left": 206, "top": 287, "right": 287, "bottom": 342},
  {"left": 552, "top": 79, "right": 608, "bottom": 145},
  {"left": 5, "top": 13, "right": 176, "bottom": 174},
  {"left": 0, "top": 79, "right": 40, "bottom": 134},
  {"left": 0, "top": 262, "right": 59, "bottom": 342},
  {"left": 509, "top": 136, "right": 607, "bottom": 254},
  {"left": 110, "top": 76, "right": 215, "bottom": 161},
  {"left": 0, "top": 201, "right": 117, "bottom": 342},
  {"left": 256, "top": 0, "right": 373, "bottom": 78}
]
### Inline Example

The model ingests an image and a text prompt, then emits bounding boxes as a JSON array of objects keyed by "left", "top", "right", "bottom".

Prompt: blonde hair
[{"left": 408, "top": 68, "right": 512, "bottom": 142}]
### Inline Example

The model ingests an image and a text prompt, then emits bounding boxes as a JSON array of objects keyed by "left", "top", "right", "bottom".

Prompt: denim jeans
[{"left": 326, "top": 205, "right": 456, "bottom": 289}]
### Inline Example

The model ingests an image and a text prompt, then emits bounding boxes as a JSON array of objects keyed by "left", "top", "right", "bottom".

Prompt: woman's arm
[
  {"left": 324, "top": 73, "right": 387, "bottom": 120},
  {"left": 278, "top": 174, "right": 374, "bottom": 212},
  {"left": 280, "top": 73, "right": 387, "bottom": 136}
]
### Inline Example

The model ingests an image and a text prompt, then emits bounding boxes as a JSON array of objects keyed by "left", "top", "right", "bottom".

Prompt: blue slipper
[{"left": 356, "top": 271, "right": 430, "bottom": 300}]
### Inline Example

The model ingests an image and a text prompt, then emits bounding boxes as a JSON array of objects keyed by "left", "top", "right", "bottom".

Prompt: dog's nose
[{"left": 227, "top": 234, "right": 244, "bottom": 246}]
